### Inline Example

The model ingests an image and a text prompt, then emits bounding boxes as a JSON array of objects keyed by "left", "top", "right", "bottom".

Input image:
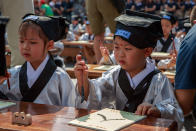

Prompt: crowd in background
[
  {"left": 32, "top": 0, "right": 195, "bottom": 38},
  {"left": 33, "top": 0, "right": 196, "bottom": 21},
  {"left": 126, "top": 0, "right": 195, "bottom": 19}
]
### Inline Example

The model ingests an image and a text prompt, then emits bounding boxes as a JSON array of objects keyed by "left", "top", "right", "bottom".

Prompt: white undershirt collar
[
  {"left": 126, "top": 58, "right": 155, "bottom": 90},
  {"left": 27, "top": 54, "right": 49, "bottom": 88}
]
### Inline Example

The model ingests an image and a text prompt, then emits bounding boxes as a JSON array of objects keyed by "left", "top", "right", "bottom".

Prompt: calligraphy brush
[{"left": 78, "top": 52, "right": 85, "bottom": 103}]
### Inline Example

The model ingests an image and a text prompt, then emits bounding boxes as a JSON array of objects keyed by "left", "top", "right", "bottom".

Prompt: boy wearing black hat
[
  {"left": 74, "top": 10, "right": 183, "bottom": 129},
  {"left": 0, "top": 14, "right": 84, "bottom": 108}
]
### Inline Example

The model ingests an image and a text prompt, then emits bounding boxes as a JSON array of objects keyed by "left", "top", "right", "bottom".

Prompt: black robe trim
[
  {"left": 0, "top": 91, "right": 8, "bottom": 100},
  {"left": 19, "top": 57, "right": 57, "bottom": 102},
  {"left": 118, "top": 68, "right": 160, "bottom": 112},
  {"left": 160, "top": 34, "right": 175, "bottom": 52}
]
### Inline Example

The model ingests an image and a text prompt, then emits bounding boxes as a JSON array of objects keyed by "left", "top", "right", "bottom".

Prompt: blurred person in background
[
  {"left": 61, "top": 0, "right": 73, "bottom": 22},
  {"left": 40, "top": 0, "right": 54, "bottom": 16},
  {"left": 0, "top": 0, "right": 34, "bottom": 66},
  {"left": 85, "top": 0, "right": 125, "bottom": 63}
]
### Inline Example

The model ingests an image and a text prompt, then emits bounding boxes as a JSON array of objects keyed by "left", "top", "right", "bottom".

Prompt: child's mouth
[
  {"left": 23, "top": 53, "right": 30, "bottom": 57},
  {"left": 119, "top": 60, "right": 125, "bottom": 64}
]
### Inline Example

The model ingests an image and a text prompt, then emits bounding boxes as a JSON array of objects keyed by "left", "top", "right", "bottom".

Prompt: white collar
[
  {"left": 126, "top": 58, "right": 155, "bottom": 90},
  {"left": 27, "top": 54, "right": 49, "bottom": 88}
]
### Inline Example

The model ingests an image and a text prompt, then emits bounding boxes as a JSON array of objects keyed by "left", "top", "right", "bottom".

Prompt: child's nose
[
  {"left": 23, "top": 43, "right": 30, "bottom": 50},
  {"left": 119, "top": 50, "right": 125, "bottom": 56}
]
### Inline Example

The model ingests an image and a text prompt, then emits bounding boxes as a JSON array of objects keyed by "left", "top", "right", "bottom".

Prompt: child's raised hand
[
  {"left": 74, "top": 55, "right": 89, "bottom": 100},
  {"left": 100, "top": 45, "right": 110, "bottom": 63},
  {"left": 74, "top": 55, "right": 88, "bottom": 84},
  {"left": 135, "top": 103, "right": 161, "bottom": 117}
]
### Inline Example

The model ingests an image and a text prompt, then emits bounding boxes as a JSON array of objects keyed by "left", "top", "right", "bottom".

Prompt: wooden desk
[
  {"left": 62, "top": 40, "right": 96, "bottom": 64},
  {"left": 66, "top": 64, "right": 175, "bottom": 83},
  {"left": 66, "top": 64, "right": 105, "bottom": 79},
  {"left": 151, "top": 52, "right": 171, "bottom": 60},
  {"left": 0, "top": 100, "right": 177, "bottom": 131},
  {"left": 162, "top": 70, "right": 175, "bottom": 84},
  {"left": 61, "top": 40, "right": 114, "bottom": 64}
]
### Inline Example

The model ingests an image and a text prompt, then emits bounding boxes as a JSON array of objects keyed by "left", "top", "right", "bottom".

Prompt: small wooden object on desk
[
  {"left": 12, "top": 112, "right": 32, "bottom": 126},
  {"left": 151, "top": 52, "right": 171, "bottom": 60}
]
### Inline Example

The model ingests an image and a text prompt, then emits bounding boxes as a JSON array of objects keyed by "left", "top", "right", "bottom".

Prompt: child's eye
[
  {"left": 30, "top": 42, "right": 37, "bottom": 44},
  {"left": 125, "top": 48, "right": 131, "bottom": 50},
  {"left": 114, "top": 46, "right": 119, "bottom": 49},
  {"left": 20, "top": 40, "right": 24, "bottom": 43}
]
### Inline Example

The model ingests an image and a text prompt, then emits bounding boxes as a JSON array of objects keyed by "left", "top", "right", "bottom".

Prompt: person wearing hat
[
  {"left": 154, "top": 12, "right": 181, "bottom": 53},
  {"left": 69, "top": 15, "right": 83, "bottom": 37},
  {"left": 74, "top": 10, "right": 183, "bottom": 129},
  {"left": 79, "top": 21, "right": 94, "bottom": 41},
  {"left": 0, "top": 14, "right": 85, "bottom": 108}
]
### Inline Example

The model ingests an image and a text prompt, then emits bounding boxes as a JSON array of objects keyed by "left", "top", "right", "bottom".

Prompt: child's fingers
[
  {"left": 74, "top": 61, "right": 87, "bottom": 71},
  {"left": 5, "top": 72, "right": 11, "bottom": 78},
  {"left": 141, "top": 106, "right": 148, "bottom": 115},
  {"left": 76, "top": 54, "right": 82, "bottom": 62},
  {"left": 147, "top": 107, "right": 153, "bottom": 115},
  {"left": 0, "top": 76, "right": 7, "bottom": 84},
  {"left": 147, "top": 107, "right": 161, "bottom": 117},
  {"left": 74, "top": 65, "right": 84, "bottom": 71},
  {"left": 83, "top": 69, "right": 89, "bottom": 80},
  {"left": 135, "top": 105, "right": 143, "bottom": 115}
]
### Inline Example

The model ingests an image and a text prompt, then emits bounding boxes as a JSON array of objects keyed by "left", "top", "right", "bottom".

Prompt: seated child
[
  {"left": 99, "top": 46, "right": 117, "bottom": 65},
  {"left": 78, "top": 20, "right": 94, "bottom": 41},
  {"left": 154, "top": 12, "right": 181, "bottom": 53},
  {"left": 74, "top": 10, "right": 184, "bottom": 129},
  {"left": 51, "top": 41, "right": 66, "bottom": 70},
  {"left": 154, "top": 13, "right": 180, "bottom": 69},
  {"left": 0, "top": 14, "right": 83, "bottom": 107}
]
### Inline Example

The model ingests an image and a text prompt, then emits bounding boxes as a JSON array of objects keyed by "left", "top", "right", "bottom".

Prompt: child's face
[
  {"left": 19, "top": 27, "right": 53, "bottom": 69},
  {"left": 114, "top": 36, "right": 150, "bottom": 73},
  {"left": 86, "top": 25, "right": 92, "bottom": 34},
  {"left": 161, "top": 19, "right": 173, "bottom": 37}
]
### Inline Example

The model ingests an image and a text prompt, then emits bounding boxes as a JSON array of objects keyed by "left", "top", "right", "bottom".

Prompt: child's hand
[
  {"left": 0, "top": 72, "right": 10, "bottom": 84},
  {"left": 135, "top": 103, "right": 161, "bottom": 117},
  {"left": 0, "top": 76, "right": 7, "bottom": 84},
  {"left": 74, "top": 55, "right": 89, "bottom": 100},
  {"left": 100, "top": 45, "right": 110, "bottom": 62}
]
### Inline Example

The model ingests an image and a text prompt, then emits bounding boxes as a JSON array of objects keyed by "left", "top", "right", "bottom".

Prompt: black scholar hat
[
  {"left": 22, "top": 14, "right": 70, "bottom": 42},
  {"left": 160, "top": 11, "right": 176, "bottom": 25},
  {"left": 114, "top": 10, "right": 163, "bottom": 49}
]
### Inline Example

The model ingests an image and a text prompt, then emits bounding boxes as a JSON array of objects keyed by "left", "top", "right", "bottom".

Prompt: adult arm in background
[
  {"left": 175, "top": 89, "right": 196, "bottom": 115},
  {"left": 175, "top": 24, "right": 196, "bottom": 115}
]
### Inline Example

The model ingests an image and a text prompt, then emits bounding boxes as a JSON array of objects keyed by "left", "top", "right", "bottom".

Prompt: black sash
[
  {"left": 0, "top": 91, "right": 8, "bottom": 100},
  {"left": 118, "top": 68, "right": 160, "bottom": 112},
  {"left": 160, "top": 34, "right": 174, "bottom": 52},
  {"left": 19, "top": 57, "right": 57, "bottom": 102}
]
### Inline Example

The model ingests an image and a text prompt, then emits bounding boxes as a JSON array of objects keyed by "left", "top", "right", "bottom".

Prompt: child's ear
[
  {"left": 144, "top": 47, "right": 153, "bottom": 58},
  {"left": 47, "top": 40, "right": 54, "bottom": 50}
]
